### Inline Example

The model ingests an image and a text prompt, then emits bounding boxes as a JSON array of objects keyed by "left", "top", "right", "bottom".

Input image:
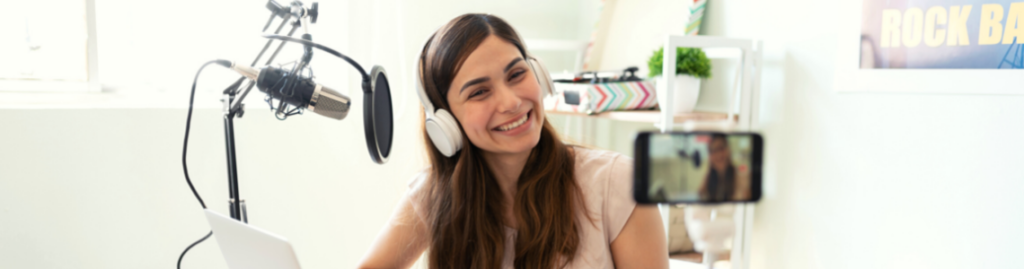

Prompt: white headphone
[{"left": 416, "top": 46, "right": 553, "bottom": 157}]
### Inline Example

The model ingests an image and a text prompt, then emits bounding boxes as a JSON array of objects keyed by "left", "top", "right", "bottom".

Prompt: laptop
[{"left": 204, "top": 209, "right": 303, "bottom": 269}]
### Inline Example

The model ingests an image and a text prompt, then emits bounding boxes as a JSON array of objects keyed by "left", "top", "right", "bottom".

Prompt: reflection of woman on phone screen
[{"left": 699, "top": 135, "right": 735, "bottom": 202}]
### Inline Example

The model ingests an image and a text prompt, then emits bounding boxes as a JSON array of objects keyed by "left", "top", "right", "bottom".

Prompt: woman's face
[
  {"left": 709, "top": 138, "right": 731, "bottom": 171},
  {"left": 446, "top": 35, "right": 544, "bottom": 156}
]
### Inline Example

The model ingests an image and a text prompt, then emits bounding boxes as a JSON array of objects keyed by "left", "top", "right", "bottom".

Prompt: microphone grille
[{"left": 309, "top": 85, "right": 351, "bottom": 120}]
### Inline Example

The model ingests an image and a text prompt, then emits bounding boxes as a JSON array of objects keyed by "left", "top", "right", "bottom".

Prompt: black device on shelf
[{"left": 552, "top": 66, "right": 641, "bottom": 84}]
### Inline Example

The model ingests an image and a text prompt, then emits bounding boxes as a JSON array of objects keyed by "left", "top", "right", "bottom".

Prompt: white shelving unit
[
  {"left": 546, "top": 35, "right": 762, "bottom": 269},
  {"left": 660, "top": 35, "right": 762, "bottom": 269},
  {"left": 659, "top": 35, "right": 762, "bottom": 133}
]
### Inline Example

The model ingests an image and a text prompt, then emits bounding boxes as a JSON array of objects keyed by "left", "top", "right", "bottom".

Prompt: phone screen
[{"left": 634, "top": 132, "right": 762, "bottom": 204}]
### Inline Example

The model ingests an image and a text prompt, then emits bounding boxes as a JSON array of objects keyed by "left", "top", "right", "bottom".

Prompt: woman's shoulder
[
  {"left": 405, "top": 169, "right": 434, "bottom": 224},
  {"left": 570, "top": 146, "right": 637, "bottom": 243},
  {"left": 571, "top": 146, "right": 635, "bottom": 210},
  {"left": 406, "top": 169, "right": 436, "bottom": 204},
  {"left": 408, "top": 169, "right": 431, "bottom": 189},
  {"left": 571, "top": 146, "right": 633, "bottom": 182}
]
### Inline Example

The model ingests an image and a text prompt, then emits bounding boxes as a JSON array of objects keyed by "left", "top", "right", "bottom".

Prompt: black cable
[
  {"left": 182, "top": 59, "right": 229, "bottom": 209},
  {"left": 177, "top": 59, "right": 231, "bottom": 269},
  {"left": 262, "top": 34, "right": 370, "bottom": 83},
  {"left": 177, "top": 231, "right": 213, "bottom": 269}
]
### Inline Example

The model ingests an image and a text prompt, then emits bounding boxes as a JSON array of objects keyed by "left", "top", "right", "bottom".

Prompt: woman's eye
[
  {"left": 470, "top": 88, "right": 488, "bottom": 98},
  {"left": 509, "top": 70, "right": 526, "bottom": 80}
]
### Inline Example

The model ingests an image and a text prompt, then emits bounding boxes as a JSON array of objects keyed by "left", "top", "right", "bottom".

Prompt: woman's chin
[
  {"left": 482, "top": 132, "right": 542, "bottom": 156},
  {"left": 495, "top": 138, "right": 540, "bottom": 155}
]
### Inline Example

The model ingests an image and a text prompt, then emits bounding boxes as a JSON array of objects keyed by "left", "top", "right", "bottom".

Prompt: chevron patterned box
[{"left": 545, "top": 80, "right": 659, "bottom": 115}]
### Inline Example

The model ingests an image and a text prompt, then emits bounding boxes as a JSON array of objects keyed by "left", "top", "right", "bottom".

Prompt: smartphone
[{"left": 633, "top": 132, "right": 763, "bottom": 204}]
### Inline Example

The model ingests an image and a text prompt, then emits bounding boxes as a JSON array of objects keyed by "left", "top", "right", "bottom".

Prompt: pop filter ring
[{"left": 365, "top": 66, "right": 392, "bottom": 164}]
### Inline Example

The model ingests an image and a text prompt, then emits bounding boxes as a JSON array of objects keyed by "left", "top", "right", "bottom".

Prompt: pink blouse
[{"left": 407, "top": 147, "right": 636, "bottom": 268}]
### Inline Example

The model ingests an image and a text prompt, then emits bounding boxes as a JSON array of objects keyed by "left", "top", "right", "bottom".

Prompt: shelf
[
  {"left": 669, "top": 252, "right": 731, "bottom": 269},
  {"left": 670, "top": 251, "right": 730, "bottom": 264},
  {"left": 545, "top": 109, "right": 735, "bottom": 124}
]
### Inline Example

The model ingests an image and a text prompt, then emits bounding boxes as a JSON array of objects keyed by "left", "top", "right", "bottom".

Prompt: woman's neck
[{"left": 482, "top": 150, "right": 531, "bottom": 202}]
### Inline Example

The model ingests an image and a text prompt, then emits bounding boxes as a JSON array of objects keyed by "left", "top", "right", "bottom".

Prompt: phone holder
[{"left": 683, "top": 204, "right": 736, "bottom": 269}]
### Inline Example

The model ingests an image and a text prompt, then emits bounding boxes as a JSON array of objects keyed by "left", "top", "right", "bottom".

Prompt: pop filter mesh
[{"left": 373, "top": 72, "right": 393, "bottom": 159}]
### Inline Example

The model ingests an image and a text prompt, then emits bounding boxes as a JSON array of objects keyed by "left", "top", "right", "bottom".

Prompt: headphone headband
[{"left": 417, "top": 32, "right": 438, "bottom": 116}]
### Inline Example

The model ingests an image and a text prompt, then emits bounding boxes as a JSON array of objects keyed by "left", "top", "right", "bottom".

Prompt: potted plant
[{"left": 648, "top": 47, "right": 711, "bottom": 114}]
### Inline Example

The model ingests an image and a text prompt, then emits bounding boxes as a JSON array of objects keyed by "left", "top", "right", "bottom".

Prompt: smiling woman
[{"left": 358, "top": 13, "right": 668, "bottom": 269}]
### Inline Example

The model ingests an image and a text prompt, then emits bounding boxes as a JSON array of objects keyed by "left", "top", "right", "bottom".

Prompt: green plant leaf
[{"left": 647, "top": 47, "right": 712, "bottom": 79}]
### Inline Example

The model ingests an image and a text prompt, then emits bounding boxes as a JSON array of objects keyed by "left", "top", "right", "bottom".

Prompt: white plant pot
[{"left": 655, "top": 74, "right": 701, "bottom": 114}]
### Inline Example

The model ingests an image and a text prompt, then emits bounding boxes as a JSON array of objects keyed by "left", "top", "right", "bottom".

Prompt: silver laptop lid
[{"left": 204, "top": 209, "right": 302, "bottom": 269}]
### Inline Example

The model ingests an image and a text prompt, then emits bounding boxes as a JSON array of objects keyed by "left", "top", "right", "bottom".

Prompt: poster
[{"left": 861, "top": 0, "right": 1024, "bottom": 69}]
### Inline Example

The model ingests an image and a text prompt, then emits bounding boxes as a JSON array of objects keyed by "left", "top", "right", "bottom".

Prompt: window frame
[{"left": 0, "top": 0, "right": 100, "bottom": 93}]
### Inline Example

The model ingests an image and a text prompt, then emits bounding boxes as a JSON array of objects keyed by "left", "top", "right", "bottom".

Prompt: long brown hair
[{"left": 418, "top": 14, "right": 585, "bottom": 269}]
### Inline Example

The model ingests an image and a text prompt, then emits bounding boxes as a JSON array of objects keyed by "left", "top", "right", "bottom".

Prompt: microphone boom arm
[{"left": 261, "top": 34, "right": 371, "bottom": 85}]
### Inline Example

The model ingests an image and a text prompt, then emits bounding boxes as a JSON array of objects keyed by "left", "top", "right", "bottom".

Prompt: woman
[
  {"left": 699, "top": 134, "right": 736, "bottom": 202},
  {"left": 358, "top": 14, "right": 667, "bottom": 269}
]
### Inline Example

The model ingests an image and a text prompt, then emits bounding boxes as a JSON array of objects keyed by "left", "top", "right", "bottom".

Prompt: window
[
  {"left": 0, "top": 0, "right": 310, "bottom": 94},
  {"left": 0, "top": 0, "right": 98, "bottom": 92},
  {"left": 94, "top": 0, "right": 295, "bottom": 94}
]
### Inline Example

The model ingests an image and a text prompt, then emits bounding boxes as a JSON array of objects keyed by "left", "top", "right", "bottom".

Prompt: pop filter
[{"left": 364, "top": 66, "right": 393, "bottom": 164}]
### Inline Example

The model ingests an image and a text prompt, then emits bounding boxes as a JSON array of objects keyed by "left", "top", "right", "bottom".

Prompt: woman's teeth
[{"left": 496, "top": 113, "right": 529, "bottom": 131}]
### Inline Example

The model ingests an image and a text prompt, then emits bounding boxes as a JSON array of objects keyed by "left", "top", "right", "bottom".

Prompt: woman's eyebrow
[
  {"left": 460, "top": 77, "right": 490, "bottom": 93},
  {"left": 459, "top": 58, "right": 524, "bottom": 93},
  {"left": 504, "top": 57, "right": 523, "bottom": 72}
]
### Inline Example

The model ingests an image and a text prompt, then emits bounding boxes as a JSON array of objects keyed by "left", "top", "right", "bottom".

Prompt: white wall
[
  {"left": 0, "top": 107, "right": 422, "bottom": 268},
  {"left": 0, "top": 1, "right": 599, "bottom": 268},
  {"left": 590, "top": 0, "right": 693, "bottom": 75},
  {"left": 701, "top": 1, "right": 1024, "bottom": 268}
]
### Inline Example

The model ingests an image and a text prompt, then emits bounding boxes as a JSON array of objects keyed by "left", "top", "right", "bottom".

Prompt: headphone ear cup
[
  {"left": 425, "top": 118, "right": 453, "bottom": 157},
  {"left": 427, "top": 109, "right": 462, "bottom": 157}
]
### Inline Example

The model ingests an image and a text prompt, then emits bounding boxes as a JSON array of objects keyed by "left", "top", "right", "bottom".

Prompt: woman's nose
[{"left": 495, "top": 85, "right": 522, "bottom": 114}]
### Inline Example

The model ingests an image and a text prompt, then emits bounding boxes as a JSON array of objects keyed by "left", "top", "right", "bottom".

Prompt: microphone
[
  {"left": 229, "top": 62, "right": 351, "bottom": 120},
  {"left": 224, "top": 33, "right": 394, "bottom": 164}
]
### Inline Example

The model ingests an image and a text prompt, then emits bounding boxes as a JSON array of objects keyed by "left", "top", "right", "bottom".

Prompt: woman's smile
[{"left": 492, "top": 109, "right": 533, "bottom": 135}]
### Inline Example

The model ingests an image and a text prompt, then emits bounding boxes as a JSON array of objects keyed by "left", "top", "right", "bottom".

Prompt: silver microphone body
[{"left": 230, "top": 63, "right": 351, "bottom": 120}]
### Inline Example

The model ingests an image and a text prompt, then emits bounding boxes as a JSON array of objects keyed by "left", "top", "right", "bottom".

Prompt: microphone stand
[{"left": 221, "top": 0, "right": 313, "bottom": 222}]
